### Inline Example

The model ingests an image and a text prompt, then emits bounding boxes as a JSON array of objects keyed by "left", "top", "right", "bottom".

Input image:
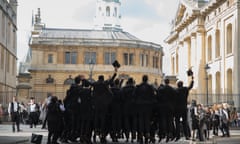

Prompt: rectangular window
[
  {"left": 2, "top": 13, "right": 5, "bottom": 38},
  {"left": 84, "top": 52, "right": 96, "bottom": 64},
  {"left": 140, "top": 53, "right": 148, "bottom": 67},
  {"left": 152, "top": 57, "right": 155, "bottom": 68},
  {"left": 1, "top": 47, "right": 4, "bottom": 69},
  {"left": 140, "top": 54, "right": 144, "bottom": 66},
  {"left": 13, "top": 30, "right": 16, "bottom": 50},
  {"left": 12, "top": 59, "right": 15, "bottom": 75},
  {"left": 104, "top": 52, "right": 110, "bottom": 64},
  {"left": 65, "top": 52, "right": 70, "bottom": 64},
  {"left": 104, "top": 52, "right": 116, "bottom": 65},
  {"left": 124, "top": 53, "right": 134, "bottom": 65},
  {"left": 6, "top": 52, "right": 10, "bottom": 72},
  {"left": 129, "top": 53, "right": 134, "bottom": 65},
  {"left": 65, "top": 51, "right": 77, "bottom": 64},
  {"left": 145, "top": 54, "right": 148, "bottom": 67},
  {"left": 156, "top": 57, "right": 159, "bottom": 68},
  {"left": 111, "top": 53, "right": 116, "bottom": 64},
  {"left": 123, "top": 53, "right": 128, "bottom": 65},
  {"left": 152, "top": 56, "right": 159, "bottom": 68},
  {"left": 71, "top": 52, "right": 77, "bottom": 64},
  {"left": 48, "top": 54, "right": 53, "bottom": 63}
]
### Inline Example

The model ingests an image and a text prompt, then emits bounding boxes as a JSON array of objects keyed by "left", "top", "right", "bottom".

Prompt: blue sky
[{"left": 17, "top": 0, "right": 179, "bottom": 70}]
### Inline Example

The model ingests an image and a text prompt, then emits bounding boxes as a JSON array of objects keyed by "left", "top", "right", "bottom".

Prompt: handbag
[{"left": 31, "top": 133, "right": 43, "bottom": 144}]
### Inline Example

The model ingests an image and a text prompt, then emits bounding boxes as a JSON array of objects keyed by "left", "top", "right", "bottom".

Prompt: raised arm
[{"left": 188, "top": 76, "right": 194, "bottom": 90}]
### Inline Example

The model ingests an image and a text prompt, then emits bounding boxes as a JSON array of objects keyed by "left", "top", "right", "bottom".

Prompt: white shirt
[
  {"left": 59, "top": 104, "right": 65, "bottom": 112},
  {"left": 30, "top": 103, "right": 37, "bottom": 112},
  {"left": 8, "top": 102, "right": 18, "bottom": 114}
]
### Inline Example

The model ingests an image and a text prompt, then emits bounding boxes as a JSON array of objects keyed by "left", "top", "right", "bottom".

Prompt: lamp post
[
  {"left": 89, "top": 59, "right": 95, "bottom": 82},
  {"left": 204, "top": 64, "right": 210, "bottom": 106},
  {"left": 161, "top": 73, "right": 165, "bottom": 84}
]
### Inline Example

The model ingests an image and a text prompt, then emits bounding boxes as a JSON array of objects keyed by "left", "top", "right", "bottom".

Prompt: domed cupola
[{"left": 94, "top": 0, "right": 122, "bottom": 31}]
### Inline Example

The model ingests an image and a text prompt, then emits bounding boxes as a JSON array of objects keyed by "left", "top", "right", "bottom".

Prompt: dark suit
[
  {"left": 175, "top": 80, "right": 194, "bottom": 139},
  {"left": 158, "top": 84, "right": 177, "bottom": 141},
  {"left": 64, "top": 84, "right": 83, "bottom": 140},
  {"left": 133, "top": 82, "right": 155, "bottom": 141},
  {"left": 110, "top": 86, "right": 122, "bottom": 142},
  {"left": 47, "top": 99, "right": 62, "bottom": 144},
  {"left": 85, "top": 72, "right": 116, "bottom": 141},
  {"left": 121, "top": 84, "right": 136, "bottom": 140},
  {"left": 79, "top": 87, "right": 93, "bottom": 143},
  {"left": 8, "top": 102, "right": 20, "bottom": 132}
]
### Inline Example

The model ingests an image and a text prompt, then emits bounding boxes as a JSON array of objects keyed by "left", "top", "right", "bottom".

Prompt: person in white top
[{"left": 28, "top": 97, "right": 39, "bottom": 128}]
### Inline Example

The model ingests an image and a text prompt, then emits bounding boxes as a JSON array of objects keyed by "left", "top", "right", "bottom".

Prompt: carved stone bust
[{"left": 46, "top": 74, "right": 54, "bottom": 83}]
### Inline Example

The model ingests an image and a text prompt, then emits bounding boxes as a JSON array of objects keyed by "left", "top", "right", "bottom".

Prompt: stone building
[
  {"left": 165, "top": 0, "right": 240, "bottom": 110},
  {"left": 0, "top": 0, "right": 18, "bottom": 104},
  {"left": 19, "top": 0, "right": 163, "bottom": 101}
]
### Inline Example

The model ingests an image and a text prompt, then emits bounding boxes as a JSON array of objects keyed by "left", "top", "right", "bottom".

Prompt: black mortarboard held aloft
[
  {"left": 112, "top": 60, "right": 121, "bottom": 68},
  {"left": 187, "top": 68, "right": 193, "bottom": 76}
]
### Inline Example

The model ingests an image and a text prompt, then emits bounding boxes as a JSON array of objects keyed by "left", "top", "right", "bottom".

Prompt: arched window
[
  {"left": 207, "top": 35, "right": 212, "bottom": 61},
  {"left": 176, "top": 49, "right": 179, "bottom": 74},
  {"left": 171, "top": 56, "right": 175, "bottom": 75},
  {"left": 208, "top": 74, "right": 213, "bottom": 104},
  {"left": 227, "top": 24, "right": 232, "bottom": 54},
  {"left": 215, "top": 30, "right": 220, "bottom": 58},
  {"left": 106, "top": 6, "right": 110, "bottom": 17},
  {"left": 215, "top": 72, "right": 221, "bottom": 94},
  {"left": 227, "top": 69, "right": 233, "bottom": 94},
  {"left": 215, "top": 72, "right": 221, "bottom": 103},
  {"left": 227, "top": 69, "right": 233, "bottom": 103}
]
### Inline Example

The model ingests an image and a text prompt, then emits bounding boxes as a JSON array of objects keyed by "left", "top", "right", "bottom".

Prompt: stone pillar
[
  {"left": 16, "top": 73, "right": 32, "bottom": 104},
  {"left": 191, "top": 33, "right": 197, "bottom": 76},
  {"left": 234, "top": 9, "right": 240, "bottom": 111},
  {"left": 178, "top": 41, "right": 183, "bottom": 77},
  {"left": 196, "top": 27, "right": 206, "bottom": 105}
]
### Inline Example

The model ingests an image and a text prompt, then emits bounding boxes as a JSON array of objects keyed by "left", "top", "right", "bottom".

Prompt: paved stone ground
[{"left": 0, "top": 124, "right": 240, "bottom": 144}]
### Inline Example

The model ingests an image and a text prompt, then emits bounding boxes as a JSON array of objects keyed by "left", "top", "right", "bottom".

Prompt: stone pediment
[
  {"left": 174, "top": 0, "right": 196, "bottom": 27},
  {"left": 170, "top": 0, "right": 208, "bottom": 32}
]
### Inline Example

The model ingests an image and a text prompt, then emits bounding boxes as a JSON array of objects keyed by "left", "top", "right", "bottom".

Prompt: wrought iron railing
[{"left": 189, "top": 93, "right": 239, "bottom": 108}]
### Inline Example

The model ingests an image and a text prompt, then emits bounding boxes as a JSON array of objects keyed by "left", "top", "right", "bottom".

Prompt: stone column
[
  {"left": 196, "top": 27, "right": 206, "bottom": 105},
  {"left": 16, "top": 73, "right": 32, "bottom": 103},
  {"left": 234, "top": 9, "right": 240, "bottom": 111}
]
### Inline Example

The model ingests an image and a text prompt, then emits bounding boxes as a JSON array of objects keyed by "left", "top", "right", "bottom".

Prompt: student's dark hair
[
  {"left": 98, "top": 75, "right": 104, "bottom": 81},
  {"left": 142, "top": 75, "right": 148, "bottom": 82},
  {"left": 74, "top": 75, "right": 81, "bottom": 84},
  {"left": 164, "top": 78, "right": 170, "bottom": 84}
]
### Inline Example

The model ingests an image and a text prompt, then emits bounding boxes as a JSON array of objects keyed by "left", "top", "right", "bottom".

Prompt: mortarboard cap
[
  {"left": 112, "top": 60, "right": 121, "bottom": 68},
  {"left": 187, "top": 68, "right": 193, "bottom": 76}
]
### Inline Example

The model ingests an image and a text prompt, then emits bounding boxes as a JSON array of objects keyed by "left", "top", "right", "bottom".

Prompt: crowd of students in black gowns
[{"left": 45, "top": 68, "right": 195, "bottom": 144}]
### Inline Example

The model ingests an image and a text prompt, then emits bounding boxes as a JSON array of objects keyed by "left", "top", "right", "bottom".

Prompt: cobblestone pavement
[{"left": 0, "top": 124, "right": 240, "bottom": 144}]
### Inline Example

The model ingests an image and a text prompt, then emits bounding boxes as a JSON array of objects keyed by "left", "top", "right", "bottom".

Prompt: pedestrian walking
[
  {"left": 8, "top": 96, "right": 24, "bottom": 132},
  {"left": 28, "top": 97, "right": 40, "bottom": 128}
]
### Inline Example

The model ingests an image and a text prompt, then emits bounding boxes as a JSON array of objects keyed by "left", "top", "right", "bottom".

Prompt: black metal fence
[{"left": 189, "top": 93, "right": 239, "bottom": 106}]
